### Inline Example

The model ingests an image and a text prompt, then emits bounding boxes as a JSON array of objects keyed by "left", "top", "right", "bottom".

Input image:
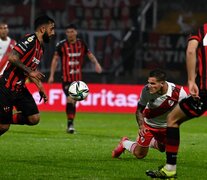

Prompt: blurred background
[{"left": 2, "top": 0, "right": 207, "bottom": 85}]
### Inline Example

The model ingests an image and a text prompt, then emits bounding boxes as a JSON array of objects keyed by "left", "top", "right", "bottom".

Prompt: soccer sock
[
  {"left": 66, "top": 103, "right": 76, "bottom": 127},
  {"left": 12, "top": 113, "right": 27, "bottom": 125},
  {"left": 149, "top": 137, "right": 158, "bottom": 149},
  {"left": 123, "top": 140, "right": 137, "bottom": 153},
  {"left": 165, "top": 127, "right": 180, "bottom": 170}
]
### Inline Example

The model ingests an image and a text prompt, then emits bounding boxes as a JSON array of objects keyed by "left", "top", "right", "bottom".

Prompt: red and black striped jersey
[
  {"left": 188, "top": 24, "right": 207, "bottom": 90},
  {"left": 56, "top": 38, "right": 91, "bottom": 82},
  {"left": 3, "top": 34, "right": 43, "bottom": 91}
]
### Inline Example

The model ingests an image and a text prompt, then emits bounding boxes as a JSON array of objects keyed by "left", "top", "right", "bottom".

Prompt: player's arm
[
  {"left": 8, "top": 50, "right": 45, "bottom": 81},
  {"left": 136, "top": 103, "right": 145, "bottom": 128},
  {"left": 48, "top": 51, "right": 59, "bottom": 83},
  {"left": 29, "top": 76, "right": 48, "bottom": 103},
  {"left": 186, "top": 39, "right": 199, "bottom": 98},
  {"left": 87, "top": 52, "right": 102, "bottom": 73}
]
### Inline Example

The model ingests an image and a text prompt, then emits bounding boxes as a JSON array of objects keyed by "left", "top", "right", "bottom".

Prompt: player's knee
[
  {"left": 134, "top": 152, "right": 147, "bottom": 159},
  {"left": 27, "top": 114, "right": 40, "bottom": 125},
  {"left": 134, "top": 148, "right": 148, "bottom": 159},
  {"left": 0, "top": 124, "right": 10, "bottom": 135}
]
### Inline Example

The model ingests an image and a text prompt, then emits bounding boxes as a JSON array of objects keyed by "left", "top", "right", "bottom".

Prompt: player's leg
[
  {"left": 66, "top": 97, "right": 76, "bottom": 133},
  {"left": 149, "top": 127, "right": 167, "bottom": 152},
  {"left": 13, "top": 88, "right": 40, "bottom": 125},
  {"left": 62, "top": 82, "right": 76, "bottom": 134},
  {"left": 0, "top": 124, "right": 10, "bottom": 135},
  {"left": 0, "top": 83, "right": 13, "bottom": 135},
  {"left": 0, "top": 108, "right": 11, "bottom": 135},
  {"left": 112, "top": 127, "right": 153, "bottom": 159},
  {"left": 146, "top": 98, "right": 191, "bottom": 178}
]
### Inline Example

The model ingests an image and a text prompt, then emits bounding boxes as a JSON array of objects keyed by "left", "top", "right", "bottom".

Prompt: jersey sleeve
[
  {"left": 188, "top": 26, "right": 202, "bottom": 42},
  {"left": 138, "top": 85, "right": 149, "bottom": 106},
  {"left": 81, "top": 40, "right": 91, "bottom": 55},
  {"left": 55, "top": 41, "right": 62, "bottom": 57},
  {"left": 178, "top": 87, "right": 188, "bottom": 101},
  {"left": 137, "top": 85, "right": 149, "bottom": 112},
  {"left": 13, "top": 34, "right": 36, "bottom": 57}
]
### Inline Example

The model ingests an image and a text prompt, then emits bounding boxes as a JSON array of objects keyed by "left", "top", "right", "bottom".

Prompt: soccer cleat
[
  {"left": 146, "top": 166, "right": 177, "bottom": 179},
  {"left": 67, "top": 124, "right": 75, "bottom": 134},
  {"left": 112, "top": 137, "right": 129, "bottom": 158}
]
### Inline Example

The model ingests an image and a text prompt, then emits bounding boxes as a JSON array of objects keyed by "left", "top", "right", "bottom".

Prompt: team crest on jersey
[
  {"left": 32, "top": 57, "right": 40, "bottom": 64},
  {"left": 140, "top": 137, "right": 145, "bottom": 143},
  {"left": 168, "top": 100, "right": 175, "bottom": 106},
  {"left": 27, "top": 35, "right": 35, "bottom": 42}
]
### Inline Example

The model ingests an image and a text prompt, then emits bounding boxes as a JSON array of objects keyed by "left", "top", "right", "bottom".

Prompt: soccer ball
[{"left": 68, "top": 81, "right": 89, "bottom": 101}]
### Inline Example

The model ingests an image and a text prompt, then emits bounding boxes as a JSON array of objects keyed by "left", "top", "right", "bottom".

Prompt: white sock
[
  {"left": 164, "top": 164, "right": 177, "bottom": 171},
  {"left": 149, "top": 137, "right": 157, "bottom": 149},
  {"left": 123, "top": 140, "right": 136, "bottom": 152}
]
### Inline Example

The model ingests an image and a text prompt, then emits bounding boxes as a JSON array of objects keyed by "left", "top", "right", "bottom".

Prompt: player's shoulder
[
  {"left": 167, "top": 81, "right": 183, "bottom": 92},
  {"left": 142, "top": 85, "right": 150, "bottom": 95},
  {"left": 22, "top": 34, "right": 36, "bottom": 42},
  {"left": 14, "top": 33, "right": 37, "bottom": 53}
]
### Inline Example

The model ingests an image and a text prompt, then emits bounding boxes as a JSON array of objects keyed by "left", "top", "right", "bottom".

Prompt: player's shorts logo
[{"left": 3, "top": 106, "right": 10, "bottom": 113}]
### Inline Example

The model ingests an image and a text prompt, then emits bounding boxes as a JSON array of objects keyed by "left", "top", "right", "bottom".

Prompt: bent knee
[
  {"left": 134, "top": 151, "right": 147, "bottom": 159},
  {"left": 0, "top": 124, "right": 10, "bottom": 135},
  {"left": 27, "top": 114, "right": 40, "bottom": 125}
]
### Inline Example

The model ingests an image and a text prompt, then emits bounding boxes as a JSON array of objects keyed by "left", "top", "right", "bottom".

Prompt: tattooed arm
[{"left": 8, "top": 50, "right": 45, "bottom": 81}]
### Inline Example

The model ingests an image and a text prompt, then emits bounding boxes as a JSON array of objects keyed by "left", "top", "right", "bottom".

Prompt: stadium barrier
[{"left": 27, "top": 83, "right": 207, "bottom": 115}]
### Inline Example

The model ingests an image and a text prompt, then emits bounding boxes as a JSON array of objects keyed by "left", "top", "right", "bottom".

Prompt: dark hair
[
  {"left": 34, "top": 15, "right": 54, "bottom": 30},
  {"left": 65, "top": 24, "right": 77, "bottom": 30},
  {"left": 0, "top": 21, "right": 8, "bottom": 26},
  {"left": 149, "top": 69, "right": 167, "bottom": 82}
]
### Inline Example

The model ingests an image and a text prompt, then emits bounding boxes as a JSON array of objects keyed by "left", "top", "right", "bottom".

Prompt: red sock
[{"left": 12, "top": 113, "right": 27, "bottom": 124}]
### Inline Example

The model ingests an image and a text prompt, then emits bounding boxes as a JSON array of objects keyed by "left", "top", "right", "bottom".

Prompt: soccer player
[
  {"left": 0, "top": 15, "right": 55, "bottom": 136},
  {"left": 112, "top": 69, "right": 187, "bottom": 160},
  {"left": 48, "top": 24, "right": 102, "bottom": 134},
  {"left": 146, "top": 24, "right": 207, "bottom": 179},
  {"left": 0, "top": 21, "right": 16, "bottom": 75}
]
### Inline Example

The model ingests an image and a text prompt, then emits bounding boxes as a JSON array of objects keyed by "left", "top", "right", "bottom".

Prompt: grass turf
[{"left": 0, "top": 112, "right": 207, "bottom": 179}]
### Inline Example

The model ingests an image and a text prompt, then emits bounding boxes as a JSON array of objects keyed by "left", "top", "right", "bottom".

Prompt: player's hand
[
  {"left": 39, "top": 91, "right": 48, "bottom": 103},
  {"left": 188, "top": 81, "right": 200, "bottom": 99},
  {"left": 48, "top": 76, "right": 54, "bottom": 83},
  {"left": 29, "top": 70, "right": 45, "bottom": 81},
  {"left": 95, "top": 63, "right": 102, "bottom": 73},
  {"left": 139, "top": 125, "right": 148, "bottom": 137}
]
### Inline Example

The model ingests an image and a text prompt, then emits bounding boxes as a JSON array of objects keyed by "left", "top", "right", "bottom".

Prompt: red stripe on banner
[{"left": 26, "top": 83, "right": 207, "bottom": 115}]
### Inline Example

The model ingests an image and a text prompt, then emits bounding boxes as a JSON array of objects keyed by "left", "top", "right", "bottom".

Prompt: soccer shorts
[
  {"left": 179, "top": 91, "right": 207, "bottom": 117},
  {"left": 0, "top": 82, "right": 39, "bottom": 124},
  {"left": 137, "top": 122, "right": 166, "bottom": 147}
]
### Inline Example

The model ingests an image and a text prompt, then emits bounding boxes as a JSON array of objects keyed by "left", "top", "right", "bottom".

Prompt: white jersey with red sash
[
  {"left": 0, "top": 37, "right": 16, "bottom": 74},
  {"left": 139, "top": 82, "right": 187, "bottom": 128}
]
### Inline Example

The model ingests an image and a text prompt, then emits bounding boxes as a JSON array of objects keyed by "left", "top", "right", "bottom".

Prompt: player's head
[
  {"left": 0, "top": 21, "right": 9, "bottom": 40},
  {"left": 34, "top": 15, "right": 55, "bottom": 43},
  {"left": 65, "top": 24, "right": 78, "bottom": 43},
  {"left": 147, "top": 69, "right": 167, "bottom": 94}
]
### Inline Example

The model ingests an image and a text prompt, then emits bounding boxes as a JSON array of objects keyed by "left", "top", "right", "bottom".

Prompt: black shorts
[
  {"left": 62, "top": 82, "right": 73, "bottom": 97},
  {"left": 179, "top": 91, "right": 207, "bottom": 118},
  {"left": 0, "top": 81, "right": 39, "bottom": 124}
]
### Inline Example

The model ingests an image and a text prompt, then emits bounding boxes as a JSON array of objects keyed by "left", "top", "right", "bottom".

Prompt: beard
[{"left": 43, "top": 32, "right": 50, "bottom": 43}]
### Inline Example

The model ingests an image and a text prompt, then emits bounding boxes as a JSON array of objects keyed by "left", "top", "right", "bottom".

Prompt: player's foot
[
  {"left": 112, "top": 137, "right": 129, "bottom": 158},
  {"left": 146, "top": 166, "right": 177, "bottom": 179},
  {"left": 67, "top": 124, "right": 75, "bottom": 134}
]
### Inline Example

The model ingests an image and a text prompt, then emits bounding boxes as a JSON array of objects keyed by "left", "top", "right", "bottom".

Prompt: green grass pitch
[{"left": 0, "top": 112, "right": 207, "bottom": 179}]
